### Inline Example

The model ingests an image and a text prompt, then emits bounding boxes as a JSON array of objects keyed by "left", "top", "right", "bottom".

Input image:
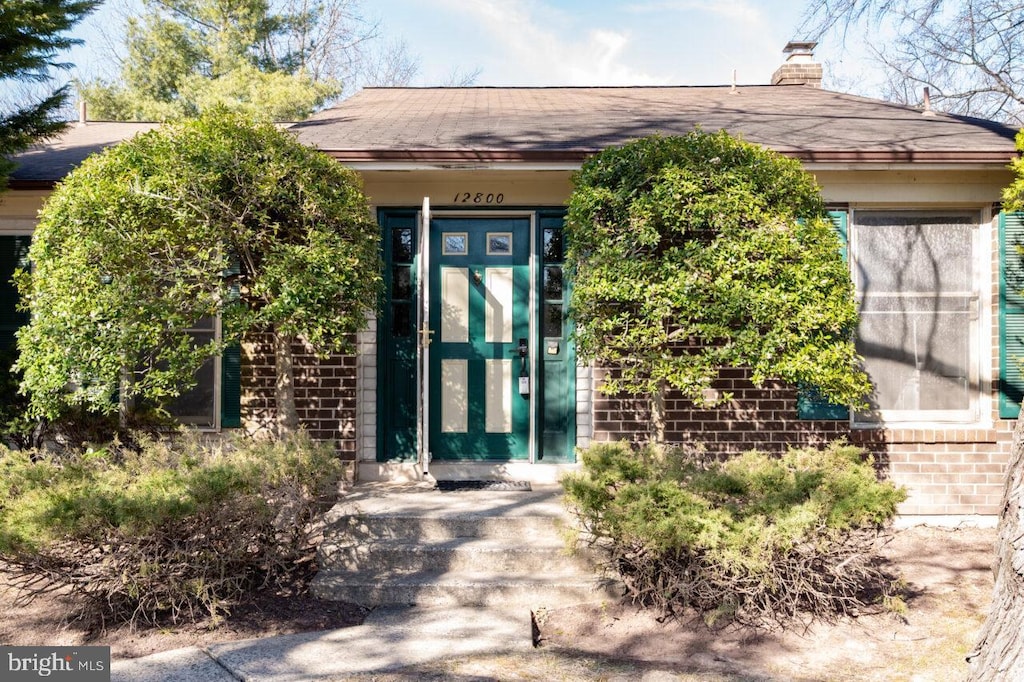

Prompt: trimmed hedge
[{"left": 563, "top": 441, "right": 907, "bottom": 629}]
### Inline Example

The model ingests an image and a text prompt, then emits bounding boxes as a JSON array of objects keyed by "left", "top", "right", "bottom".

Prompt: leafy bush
[
  {"left": 0, "top": 430, "right": 344, "bottom": 625},
  {"left": 565, "top": 132, "right": 869, "bottom": 408},
  {"left": 563, "top": 441, "right": 907, "bottom": 629},
  {"left": 0, "top": 344, "right": 181, "bottom": 451}
]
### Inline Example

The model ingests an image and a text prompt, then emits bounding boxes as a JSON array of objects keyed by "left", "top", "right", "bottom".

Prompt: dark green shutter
[
  {"left": 220, "top": 254, "right": 242, "bottom": 427},
  {"left": 797, "top": 210, "right": 851, "bottom": 420},
  {"left": 999, "top": 211, "right": 1024, "bottom": 419},
  {"left": 0, "top": 236, "right": 31, "bottom": 350},
  {"left": 220, "top": 344, "right": 242, "bottom": 427}
]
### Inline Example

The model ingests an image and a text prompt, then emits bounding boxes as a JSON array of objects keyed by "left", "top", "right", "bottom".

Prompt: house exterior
[{"left": 3, "top": 50, "right": 1023, "bottom": 522}]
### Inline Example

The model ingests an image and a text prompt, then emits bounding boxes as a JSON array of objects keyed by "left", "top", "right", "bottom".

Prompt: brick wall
[
  {"left": 234, "top": 335, "right": 1015, "bottom": 514},
  {"left": 856, "top": 426, "right": 1014, "bottom": 516},
  {"left": 240, "top": 333, "right": 359, "bottom": 458},
  {"left": 590, "top": 365, "right": 1015, "bottom": 517},
  {"left": 592, "top": 366, "right": 846, "bottom": 454}
]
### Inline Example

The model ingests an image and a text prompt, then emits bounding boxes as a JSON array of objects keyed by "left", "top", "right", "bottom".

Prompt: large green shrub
[
  {"left": 16, "top": 109, "right": 382, "bottom": 435},
  {"left": 565, "top": 132, "right": 869, "bottom": 412},
  {"left": 563, "top": 441, "right": 907, "bottom": 629},
  {"left": 0, "top": 430, "right": 343, "bottom": 625}
]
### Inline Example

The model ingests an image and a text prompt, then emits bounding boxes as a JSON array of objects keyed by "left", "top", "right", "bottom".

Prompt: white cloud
[
  {"left": 382, "top": 0, "right": 809, "bottom": 87},
  {"left": 433, "top": 0, "right": 668, "bottom": 85}
]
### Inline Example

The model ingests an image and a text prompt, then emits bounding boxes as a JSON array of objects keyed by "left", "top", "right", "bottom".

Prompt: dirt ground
[
  {"left": 539, "top": 524, "right": 998, "bottom": 681},
  {"left": 0, "top": 525, "right": 997, "bottom": 681}
]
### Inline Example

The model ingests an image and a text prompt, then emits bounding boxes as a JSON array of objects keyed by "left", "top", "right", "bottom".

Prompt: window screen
[
  {"left": 165, "top": 316, "right": 218, "bottom": 428},
  {"left": 852, "top": 212, "right": 978, "bottom": 422}
]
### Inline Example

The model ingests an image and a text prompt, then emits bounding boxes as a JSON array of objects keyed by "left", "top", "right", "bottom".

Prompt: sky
[
  {"left": 60, "top": 0, "right": 872, "bottom": 92},
  {"left": 364, "top": 0, "right": 813, "bottom": 87}
]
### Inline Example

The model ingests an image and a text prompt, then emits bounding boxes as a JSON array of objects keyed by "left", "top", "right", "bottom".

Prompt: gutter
[
  {"left": 321, "top": 148, "right": 1019, "bottom": 167},
  {"left": 8, "top": 148, "right": 1018, "bottom": 190}
]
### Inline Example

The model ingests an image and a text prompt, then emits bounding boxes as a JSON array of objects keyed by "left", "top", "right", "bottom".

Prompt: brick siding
[
  {"left": 238, "top": 339, "right": 1014, "bottom": 514},
  {"left": 590, "top": 365, "right": 1014, "bottom": 516},
  {"left": 591, "top": 366, "right": 846, "bottom": 453},
  {"left": 240, "top": 333, "right": 359, "bottom": 458}
]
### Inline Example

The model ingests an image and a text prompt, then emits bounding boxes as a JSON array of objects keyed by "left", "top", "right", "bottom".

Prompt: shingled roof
[
  {"left": 6, "top": 84, "right": 1019, "bottom": 187},
  {"left": 290, "top": 85, "right": 1019, "bottom": 164},
  {"left": 7, "top": 121, "right": 160, "bottom": 188}
]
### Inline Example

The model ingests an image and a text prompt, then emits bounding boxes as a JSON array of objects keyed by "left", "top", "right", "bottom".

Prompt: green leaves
[
  {"left": 562, "top": 441, "right": 907, "bottom": 627},
  {"left": 0, "top": 431, "right": 344, "bottom": 624},
  {"left": 75, "top": 0, "right": 343, "bottom": 122},
  {"left": 1, "top": 1, "right": 100, "bottom": 185},
  {"left": 1004, "top": 130, "right": 1024, "bottom": 211},
  {"left": 16, "top": 109, "right": 382, "bottom": 420},
  {"left": 566, "top": 131, "right": 870, "bottom": 407}
]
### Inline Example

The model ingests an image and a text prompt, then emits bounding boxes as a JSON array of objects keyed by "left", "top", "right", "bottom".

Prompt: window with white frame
[{"left": 851, "top": 211, "right": 980, "bottom": 423}]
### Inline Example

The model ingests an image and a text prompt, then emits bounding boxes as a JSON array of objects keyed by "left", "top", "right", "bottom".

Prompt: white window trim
[{"left": 848, "top": 206, "right": 993, "bottom": 429}]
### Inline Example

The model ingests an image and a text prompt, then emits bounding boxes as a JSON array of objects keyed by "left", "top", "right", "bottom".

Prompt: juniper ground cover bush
[{"left": 563, "top": 441, "right": 907, "bottom": 629}]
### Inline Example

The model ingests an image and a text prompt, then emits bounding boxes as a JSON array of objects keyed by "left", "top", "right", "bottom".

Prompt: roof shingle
[
  {"left": 7, "top": 85, "right": 1018, "bottom": 186},
  {"left": 290, "top": 85, "right": 1019, "bottom": 163}
]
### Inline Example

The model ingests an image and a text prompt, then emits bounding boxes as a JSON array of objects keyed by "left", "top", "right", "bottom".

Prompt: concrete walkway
[{"left": 111, "top": 605, "right": 533, "bottom": 681}]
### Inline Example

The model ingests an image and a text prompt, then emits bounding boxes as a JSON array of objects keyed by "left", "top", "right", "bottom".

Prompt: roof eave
[
  {"left": 322, "top": 148, "right": 1018, "bottom": 166},
  {"left": 8, "top": 148, "right": 1016, "bottom": 188},
  {"left": 5, "top": 179, "right": 57, "bottom": 190}
]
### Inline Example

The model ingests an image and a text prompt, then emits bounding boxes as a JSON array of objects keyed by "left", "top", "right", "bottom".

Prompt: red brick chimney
[{"left": 771, "top": 41, "right": 823, "bottom": 88}]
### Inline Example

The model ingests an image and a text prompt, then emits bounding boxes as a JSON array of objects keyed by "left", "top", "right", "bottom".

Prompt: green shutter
[
  {"left": 797, "top": 210, "right": 851, "bottom": 420},
  {"left": 220, "top": 343, "right": 242, "bottom": 427},
  {"left": 0, "top": 236, "right": 30, "bottom": 350},
  {"left": 999, "top": 211, "right": 1024, "bottom": 419},
  {"left": 220, "top": 254, "right": 242, "bottom": 427}
]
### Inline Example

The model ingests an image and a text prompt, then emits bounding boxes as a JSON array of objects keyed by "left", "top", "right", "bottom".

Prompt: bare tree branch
[
  {"left": 439, "top": 66, "right": 482, "bottom": 88},
  {"left": 802, "top": 0, "right": 1024, "bottom": 122}
]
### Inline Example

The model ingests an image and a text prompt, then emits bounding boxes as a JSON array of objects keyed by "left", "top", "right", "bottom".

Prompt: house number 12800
[{"left": 453, "top": 192, "right": 504, "bottom": 204}]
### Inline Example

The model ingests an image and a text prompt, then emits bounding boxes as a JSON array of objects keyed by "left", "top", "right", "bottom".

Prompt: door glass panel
[
  {"left": 441, "top": 267, "right": 470, "bottom": 342},
  {"left": 487, "top": 233, "right": 512, "bottom": 255},
  {"left": 393, "top": 302, "right": 412, "bottom": 337},
  {"left": 393, "top": 265, "right": 412, "bottom": 299},
  {"left": 392, "top": 228, "right": 413, "bottom": 262},
  {"left": 484, "top": 267, "right": 514, "bottom": 343},
  {"left": 543, "top": 266, "right": 563, "bottom": 299},
  {"left": 485, "top": 359, "right": 513, "bottom": 433},
  {"left": 443, "top": 233, "right": 468, "bottom": 255},
  {"left": 441, "top": 359, "right": 468, "bottom": 432},
  {"left": 543, "top": 228, "right": 563, "bottom": 262},
  {"left": 544, "top": 303, "right": 563, "bottom": 338}
]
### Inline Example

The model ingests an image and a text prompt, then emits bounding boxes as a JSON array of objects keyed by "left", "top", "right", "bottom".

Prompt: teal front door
[{"left": 429, "top": 217, "right": 531, "bottom": 460}]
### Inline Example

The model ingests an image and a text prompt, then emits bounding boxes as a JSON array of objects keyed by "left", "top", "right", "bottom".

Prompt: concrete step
[
  {"left": 318, "top": 537, "right": 599, "bottom": 574},
  {"left": 322, "top": 484, "right": 571, "bottom": 522},
  {"left": 313, "top": 483, "right": 618, "bottom": 610},
  {"left": 310, "top": 570, "right": 620, "bottom": 609},
  {"left": 326, "top": 513, "right": 569, "bottom": 543}
]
